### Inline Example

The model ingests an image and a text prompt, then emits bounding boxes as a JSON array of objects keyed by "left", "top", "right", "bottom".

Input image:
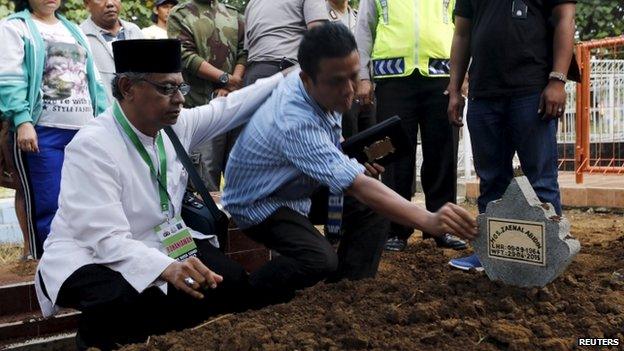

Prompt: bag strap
[{"left": 163, "top": 127, "right": 226, "bottom": 223}]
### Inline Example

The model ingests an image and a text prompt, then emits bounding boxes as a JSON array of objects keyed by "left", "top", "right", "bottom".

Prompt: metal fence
[
  {"left": 560, "top": 60, "right": 624, "bottom": 143},
  {"left": 572, "top": 37, "right": 624, "bottom": 182}
]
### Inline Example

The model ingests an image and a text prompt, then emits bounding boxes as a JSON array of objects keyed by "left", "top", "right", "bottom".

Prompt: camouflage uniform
[
  {"left": 167, "top": 0, "right": 246, "bottom": 108},
  {"left": 167, "top": 0, "right": 247, "bottom": 191}
]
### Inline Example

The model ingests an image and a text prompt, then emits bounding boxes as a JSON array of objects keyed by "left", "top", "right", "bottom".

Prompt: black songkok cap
[{"left": 113, "top": 39, "right": 182, "bottom": 73}]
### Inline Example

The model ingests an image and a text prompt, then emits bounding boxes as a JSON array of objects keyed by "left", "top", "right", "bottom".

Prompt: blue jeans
[{"left": 467, "top": 92, "right": 562, "bottom": 215}]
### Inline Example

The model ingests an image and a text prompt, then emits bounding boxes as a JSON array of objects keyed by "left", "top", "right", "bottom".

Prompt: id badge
[
  {"left": 511, "top": 0, "right": 528, "bottom": 19},
  {"left": 155, "top": 215, "right": 198, "bottom": 261}
]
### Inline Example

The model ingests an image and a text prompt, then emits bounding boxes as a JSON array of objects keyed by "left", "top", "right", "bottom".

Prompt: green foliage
[
  {"left": 0, "top": 1, "right": 13, "bottom": 19},
  {"left": 117, "top": 1, "right": 155, "bottom": 28},
  {"left": 576, "top": 0, "right": 624, "bottom": 41},
  {"left": 59, "top": 0, "right": 89, "bottom": 24}
]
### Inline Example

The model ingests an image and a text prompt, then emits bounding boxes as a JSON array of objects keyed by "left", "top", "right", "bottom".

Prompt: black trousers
[
  {"left": 55, "top": 240, "right": 254, "bottom": 351},
  {"left": 244, "top": 197, "right": 388, "bottom": 303},
  {"left": 244, "top": 62, "right": 284, "bottom": 86},
  {"left": 375, "top": 71, "right": 459, "bottom": 240}
]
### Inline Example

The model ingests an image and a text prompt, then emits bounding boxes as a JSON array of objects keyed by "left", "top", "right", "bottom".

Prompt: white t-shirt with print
[
  {"left": 142, "top": 25, "right": 168, "bottom": 40},
  {"left": 34, "top": 20, "right": 94, "bottom": 130}
]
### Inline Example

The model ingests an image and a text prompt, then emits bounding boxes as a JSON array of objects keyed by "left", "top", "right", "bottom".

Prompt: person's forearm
[
  {"left": 232, "top": 64, "right": 245, "bottom": 79},
  {"left": 188, "top": 72, "right": 284, "bottom": 150},
  {"left": 347, "top": 174, "right": 432, "bottom": 229},
  {"left": 196, "top": 61, "right": 226, "bottom": 83},
  {"left": 551, "top": 4, "right": 576, "bottom": 75},
  {"left": 448, "top": 23, "right": 471, "bottom": 93}
]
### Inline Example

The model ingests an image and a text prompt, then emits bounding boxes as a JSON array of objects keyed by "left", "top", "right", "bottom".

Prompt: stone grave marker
[{"left": 472, "top": 175, "right": 581, "bottom": 287}]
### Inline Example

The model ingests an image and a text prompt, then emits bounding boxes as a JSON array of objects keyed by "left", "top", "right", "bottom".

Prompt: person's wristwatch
[
  {"left": 218, "top": 72, "right": 230, "bottom": 86},
  {"left": 548, "top": 71, "right": 567, "bottom": 84}
]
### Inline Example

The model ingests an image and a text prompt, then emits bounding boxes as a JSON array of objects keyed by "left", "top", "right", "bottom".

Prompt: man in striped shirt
[{"left": 223, "top": 23, "right": 477, "bottom": 303}]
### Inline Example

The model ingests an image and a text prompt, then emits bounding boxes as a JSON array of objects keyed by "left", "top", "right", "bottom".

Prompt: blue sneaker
[{"left": 449, "top": 254, "right": 484, "bottom": 272}]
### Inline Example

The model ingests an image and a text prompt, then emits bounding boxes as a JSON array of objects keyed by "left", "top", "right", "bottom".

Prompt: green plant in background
[
  {"left": 576, "top": 0, "right": 624, "bottom": 41},
  {"left": 0, "top": 1, "right": 13, "bottom": 19},
  {"left": 59, "top": 0, "right": 89, "bottom": 24}
]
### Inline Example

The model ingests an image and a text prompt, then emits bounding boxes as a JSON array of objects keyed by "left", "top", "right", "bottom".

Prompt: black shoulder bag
[{"left": 164, "top": 127, "right": 229, "bottom": 251}]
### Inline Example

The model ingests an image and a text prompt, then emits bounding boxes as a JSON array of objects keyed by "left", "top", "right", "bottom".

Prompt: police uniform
[
  {"left": 355, "top": 0, "right": 463, "bottom": 249},
  {"left": 326, "top": 1, "right": 375, "bottom": 139}
]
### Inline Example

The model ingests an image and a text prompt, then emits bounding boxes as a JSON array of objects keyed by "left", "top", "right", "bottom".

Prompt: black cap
[
  {"left": 113, "top": 39, "right": 182, "bottom": 73},
  {"left": 155, "top": 0, "right": 178, "bottom": 6}
]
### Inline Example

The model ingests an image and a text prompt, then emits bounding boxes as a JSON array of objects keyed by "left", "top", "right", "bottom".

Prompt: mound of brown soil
[{"left": 120, "top": 210, "right": 623, "bottom": 351}]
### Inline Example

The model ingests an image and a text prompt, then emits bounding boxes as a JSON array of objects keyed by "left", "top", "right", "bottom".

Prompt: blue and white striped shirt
[{"left": 223, "top": 70, "right": 365, "bottom": 229}]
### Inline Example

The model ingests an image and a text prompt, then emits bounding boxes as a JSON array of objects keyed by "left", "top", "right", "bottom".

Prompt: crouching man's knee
[{"left": 298, "top": 248, "right": 339, "bottom": 284}]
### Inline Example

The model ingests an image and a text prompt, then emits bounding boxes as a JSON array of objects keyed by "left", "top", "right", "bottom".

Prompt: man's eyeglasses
[{"left": 138, "top": 79, "right": 191, "bottom": 96}]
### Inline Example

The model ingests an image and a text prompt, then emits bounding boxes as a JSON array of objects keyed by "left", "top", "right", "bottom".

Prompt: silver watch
[
  {"left": 548, "top": 71, "right": 567, "bottom": 83},
  {"left": 219, "top": 72, "right": 230, "bottom": 85}
]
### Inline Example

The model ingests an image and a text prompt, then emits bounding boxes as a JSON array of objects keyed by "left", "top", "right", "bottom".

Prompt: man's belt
[{"left": 249, "top": 57, "right": 297, "bottom": 71}]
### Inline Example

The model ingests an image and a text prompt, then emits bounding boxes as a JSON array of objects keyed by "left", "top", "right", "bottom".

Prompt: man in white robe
[{"left": 35, "top": 39, "right": 284, "bottom": 350}]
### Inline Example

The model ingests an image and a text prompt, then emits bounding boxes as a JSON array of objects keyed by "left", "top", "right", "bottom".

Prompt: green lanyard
[{"left": 113, "top": 102, "right": 169, "bottom": 214}]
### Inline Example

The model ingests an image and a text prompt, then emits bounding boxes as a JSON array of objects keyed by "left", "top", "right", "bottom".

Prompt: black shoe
[
  {"left": 434, "top": 233, "right": 468, "bottom": 250},
  {"left": 384, "top": 237, "right": 407, "bottom": 252}
]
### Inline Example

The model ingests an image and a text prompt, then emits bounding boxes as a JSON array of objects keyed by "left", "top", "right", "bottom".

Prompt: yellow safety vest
[{"left": 371, "top": 0, "right": 455, "bottom": 79}]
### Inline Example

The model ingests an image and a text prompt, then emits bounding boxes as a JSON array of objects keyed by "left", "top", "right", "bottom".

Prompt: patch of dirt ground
[
  {"left": 120, "top": 206, "right": 623, "bottom": 350},
  {"left": 0, "top": 255, "right": 37, "bottom": 285}
]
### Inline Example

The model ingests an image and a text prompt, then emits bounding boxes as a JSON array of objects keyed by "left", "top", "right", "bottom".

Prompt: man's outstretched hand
[{"left": 423, "top": 203, "right": 478, "bottom": 241}]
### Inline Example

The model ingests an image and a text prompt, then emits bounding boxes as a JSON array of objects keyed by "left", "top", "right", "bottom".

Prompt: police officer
[
  {"left": 243, "top": 0, "right": 328, "bottom": 85},
  {"left": 326, "top": 0, "right": 376, "bottom": 139},
  {"left": 355, "top": 0, "right": 467, "bottom": 251}
]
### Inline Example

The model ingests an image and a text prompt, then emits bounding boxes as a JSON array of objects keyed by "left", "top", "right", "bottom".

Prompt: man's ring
[{"left": 184, "top": 277, "right": 195, "bottom": 287}]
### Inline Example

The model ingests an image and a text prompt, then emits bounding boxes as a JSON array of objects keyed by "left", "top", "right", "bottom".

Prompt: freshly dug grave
[{"left": 122, "top": 208, "right": 624, "bottom": 351}]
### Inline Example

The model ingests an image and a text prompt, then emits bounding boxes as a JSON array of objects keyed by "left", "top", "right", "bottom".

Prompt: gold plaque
[
  {"left": 487, "top": 218, "right": 546, "bottom": 266},
  {"left": 363, "top": 137, "right": 395, "bottom": 163}
]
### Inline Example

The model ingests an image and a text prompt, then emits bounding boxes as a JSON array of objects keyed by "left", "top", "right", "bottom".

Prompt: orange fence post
[
  {"left": 574, "top": 45, "right": 585, "bottom": 184},
  {"left": 570, "top": 36, "right": 624, "bottom": 183}
]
